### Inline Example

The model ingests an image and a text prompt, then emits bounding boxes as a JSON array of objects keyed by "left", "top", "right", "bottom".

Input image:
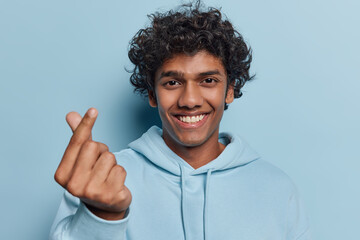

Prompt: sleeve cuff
[{"left": 65, "top": 201, "right": 130, "bottom": 240}]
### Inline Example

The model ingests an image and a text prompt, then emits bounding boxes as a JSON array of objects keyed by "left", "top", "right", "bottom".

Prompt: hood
[
  {"left": 128, "top": 126, "right": 261, "bottom": 240},
  {"left": 128, "top": 126, "right": 260, "bottom": 175}
]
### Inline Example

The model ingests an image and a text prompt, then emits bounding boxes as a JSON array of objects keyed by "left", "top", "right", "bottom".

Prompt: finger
[
  {"left": 89, "top": 152, "right": 117, "bottom": 185},
  {"left": 73, "top": 140, "right": 100, "bottom": 174},
  {"left": 71, "top": 108, "right": 97, "bottom": 142},
  {"left": 66, "top": 140, "right": 100, "bottom": 195},
  {"left": 98, "top": 142, "right": 109, "bottom": 153},
  {"left": 55, "top": 108, "right": 98, "bottom": 186},
  {"left": 115, "top": 186, "right": 132, "bottom": 212},
  {"left": 65, "top": 107, "right": 97, "bottom": 155},
  {"left": 55, "top": 141, "right": 105, "bottom": 188},
  {"left": 66, "top": 112, "right": 82, "bottom": 132},
  {"left": 66, "top": 111, "right": 93, "bottom": 140},
  {"left": 106, "top": 165, "right": 127, "bottom": 188}
]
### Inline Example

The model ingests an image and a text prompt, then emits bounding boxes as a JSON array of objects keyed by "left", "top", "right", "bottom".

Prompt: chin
[{"left": 174, "top": 133, "right": 209, "bottom": 148}]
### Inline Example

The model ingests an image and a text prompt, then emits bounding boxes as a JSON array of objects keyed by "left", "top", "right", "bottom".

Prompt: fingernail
[{"left": 88, "top": 108, "right": 97, "bottom": 117}]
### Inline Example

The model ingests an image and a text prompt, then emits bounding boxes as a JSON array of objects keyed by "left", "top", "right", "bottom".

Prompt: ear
[
  {"left": 148, "top": 90, "right": 157, "bottom": 107},
  {"left": 225, "top": 85, "right": 234, "bottom": 104}
]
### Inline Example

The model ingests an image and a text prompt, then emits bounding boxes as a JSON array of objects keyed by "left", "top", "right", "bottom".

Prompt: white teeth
[{"left": 178, "top": 114, "right": 206, "bottom": 123}]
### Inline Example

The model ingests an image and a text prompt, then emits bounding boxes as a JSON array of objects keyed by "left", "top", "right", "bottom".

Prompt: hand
[{"left": 54, "top": 108, "right": 132, "bottom": 220}]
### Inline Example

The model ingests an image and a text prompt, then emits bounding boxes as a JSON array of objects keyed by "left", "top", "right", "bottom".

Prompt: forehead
[{"left": 157, "top": 51, "right": 226, "bottom": 76}]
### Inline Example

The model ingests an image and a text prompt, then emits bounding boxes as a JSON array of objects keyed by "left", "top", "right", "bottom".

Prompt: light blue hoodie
[{"left": 50, "top": 126, "right": 310, "bottom": 240}]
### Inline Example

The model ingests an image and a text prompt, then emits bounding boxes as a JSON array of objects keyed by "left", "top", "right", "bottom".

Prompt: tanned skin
[
  {"left": 54, "top": 109, "right": 131, "bottom": 220},
  {"left": 150, "top": 51, "right": 234, "bottom": 169},
  {"left": 54, "top": 50, "right": 233, "bottom": 220}
]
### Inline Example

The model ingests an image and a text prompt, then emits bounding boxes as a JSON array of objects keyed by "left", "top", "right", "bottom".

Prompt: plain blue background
[{"left": 1, "top": 0, "right": 359, "bottom": 239}]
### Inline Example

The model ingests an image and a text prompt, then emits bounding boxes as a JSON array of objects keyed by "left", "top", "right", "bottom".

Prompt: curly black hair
[{"left": 128, "top": 1, "right": 254, "bottom": 109}]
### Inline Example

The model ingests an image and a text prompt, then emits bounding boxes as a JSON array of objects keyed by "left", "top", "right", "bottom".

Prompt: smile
[
  {"left": 172, "top": 113, "right": 210, "bottom": 129},
  {"left": 177, "top": 114, "right": 205, "bottom": 123}
]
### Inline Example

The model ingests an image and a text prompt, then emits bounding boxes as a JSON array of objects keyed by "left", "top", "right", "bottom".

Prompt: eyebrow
[
  {"left": 199, "top": 70, "right": 222, "bottom": 76},
  {"left": 159, "top": 71, "right": 184, "bottom": 79},
  {"left": 159, "top": 70, "right": 223, "bottom": 80}
]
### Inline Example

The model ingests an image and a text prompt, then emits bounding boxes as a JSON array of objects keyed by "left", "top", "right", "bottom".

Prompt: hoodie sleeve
[
  {"left": 286, "top": 188, "right": 311, "bottom": 240},
  {"left": 49, "top": 191, "right": 130, "bottom": 240}
]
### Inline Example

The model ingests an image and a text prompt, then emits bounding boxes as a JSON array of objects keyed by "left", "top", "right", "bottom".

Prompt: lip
[
  {"left": 173, "top": 111, "right": 210, "bottom": 116},
  {"left": 171, "top": 113, "right": 210, "bottom": 129}
]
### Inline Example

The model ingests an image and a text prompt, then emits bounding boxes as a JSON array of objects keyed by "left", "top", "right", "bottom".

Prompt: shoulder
[
  {"left": 245, "top": 158, "right": 299, "bottom": 195},
  {"left": 112, "top": 148, "right": 151, "bottom": 171},
  {"left": 113, "top": 148, "right": 138, "bottom": 160},
  {"left": 250, "top": 159, "right": 292, "bottom": 180}
]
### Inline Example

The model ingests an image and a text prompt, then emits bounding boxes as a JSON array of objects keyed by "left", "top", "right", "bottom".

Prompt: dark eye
[
  {"left": 204, "top": 78, "right": 215, "bottom": 83},
  {"left": 167, "top": 80, "right": 179, "bottom": 86},
  {"left": 163, "top": 80, "right": 181, "bottom": 88},
  {"left": 202, "top": 78, "right": 218, "bottom": 85}
]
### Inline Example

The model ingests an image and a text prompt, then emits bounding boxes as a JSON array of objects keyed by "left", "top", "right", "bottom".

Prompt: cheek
[
  {"left": 203, "top": 87, "right": 227, "bottom": 109},
  {"left": 156, "top": 89, "right": 178, "bottom": 113}
]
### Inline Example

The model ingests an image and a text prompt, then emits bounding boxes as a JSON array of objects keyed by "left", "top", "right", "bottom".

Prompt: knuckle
[
  {"left": 98, "top": 142, "right": 109, "bottom": 151},
  {"left": 115, "top": 165, "right": 126, "bottom": 176},
  {"left": 118, "top": 192, "right": 126, "bottom": 202},
  {"left": 118, "top": 188, "right": 130, "bottom": 202},
  {"left": 66, "top": 181, "right": 83, "bottom": 197},
  {"left": 102, "top": 152, "right": 116, "bottom": 162},
  {"left": 54, "top": 170, "right": 67, "bottom": 186},
  {"left": 83, "top": 140, "right": 96, "bottom": 148},
  {"left": 83, "top": 185, "right": 98, "bottom": 200},
  {"left": 83, "top": 140, "right": 99, "bottom": 152}
]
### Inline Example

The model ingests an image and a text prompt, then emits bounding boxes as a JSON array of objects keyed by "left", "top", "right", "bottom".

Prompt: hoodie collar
[{"left": 128, "top": 126, "right": 260, "bottom": 176}]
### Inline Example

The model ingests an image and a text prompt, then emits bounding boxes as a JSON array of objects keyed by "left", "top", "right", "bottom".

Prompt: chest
[{"left": 125, "top": 169, "right": 289, "bottom": 240}]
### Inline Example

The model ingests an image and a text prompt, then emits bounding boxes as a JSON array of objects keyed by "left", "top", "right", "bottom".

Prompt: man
[{"left": 50, "top": 2, "right": 310, "bottom": 240}]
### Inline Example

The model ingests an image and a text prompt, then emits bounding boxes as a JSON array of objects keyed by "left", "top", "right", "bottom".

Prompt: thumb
[{"left": 66, "top": 112, "right": 82, "bottom": 132}]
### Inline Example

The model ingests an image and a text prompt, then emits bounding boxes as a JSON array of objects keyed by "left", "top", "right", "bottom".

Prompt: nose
[{"left": 178, "top": 82, "right": 203, "bottom": 109}]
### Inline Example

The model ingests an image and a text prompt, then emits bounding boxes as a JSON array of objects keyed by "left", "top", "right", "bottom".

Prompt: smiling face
[{"left": 149, "top": 51, "right": 234, "bottom": 152}]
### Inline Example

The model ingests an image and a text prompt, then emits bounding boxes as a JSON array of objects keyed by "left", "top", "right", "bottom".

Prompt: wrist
[{"left": 84, "top": 203, "right": 127, "bottom": 221}]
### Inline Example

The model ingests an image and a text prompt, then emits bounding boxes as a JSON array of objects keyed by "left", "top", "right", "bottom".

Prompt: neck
[{"left": 163, "top": 130, "right": 226, "bottom": 169}]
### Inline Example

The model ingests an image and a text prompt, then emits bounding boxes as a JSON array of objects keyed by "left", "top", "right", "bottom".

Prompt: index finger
[
  {"left": 55, "top": 108, "right": 98, "bottom": 185},
  {"left": 70, "top": 108, "right": 97, "bottom": 145},
  {"left": 66, "top": 111, "right": 92, "bottom": 140}
]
